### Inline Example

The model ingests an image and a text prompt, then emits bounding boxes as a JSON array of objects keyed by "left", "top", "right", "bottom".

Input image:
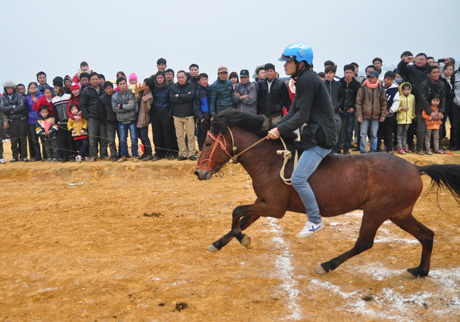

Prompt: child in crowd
[
  {"left": 67, "top": 104, "right": 88, "bottom": 162},
  {"left": 128, "top": 73, "right": 142, "bottom": 102},
  {"left": 35, "top": 106, "right": 59, "bottom": 162},
  {"left": 396, "top": 82, "right": 415, "bottom": 154},
  {"left": 33, "top": 87, "right": 54, "bottom": 117},
  {"left": 67, "top": 83, "right": 81, "bottom": 120},
  {"left": 422, "top": 93, "right": 444, "bottom": 155},
  {"left": 72, "top": 61, "right": 91, "bottom": 84}
]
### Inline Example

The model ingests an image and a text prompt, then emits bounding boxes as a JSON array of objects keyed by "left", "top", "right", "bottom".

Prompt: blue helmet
[{"left": 279, "top": 42, "right": 314, "bottom": 65}]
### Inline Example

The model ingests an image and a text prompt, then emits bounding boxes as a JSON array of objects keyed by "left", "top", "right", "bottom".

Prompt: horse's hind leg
[
  {"left": 208, "top": 205, "right": 260, "bottom": 252},
  {"left": 315, "top": 210, "right": 386, "bottom": 275},
  {"left": 390, "top": 214, "right": 434, "bottom": 278}
]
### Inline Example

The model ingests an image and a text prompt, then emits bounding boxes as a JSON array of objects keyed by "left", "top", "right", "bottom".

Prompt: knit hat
[
  {"left": 129, "top": 73, "right": 138, "bottom": 82},
  {"left": 71, "top": 83, "right": 80, "bottom": 90},
  {"left": 64, "top": 75, "right": 72, "bottom": 83},
  {"left": 3, "top": 80, "right": 16, "bottom": 88}
]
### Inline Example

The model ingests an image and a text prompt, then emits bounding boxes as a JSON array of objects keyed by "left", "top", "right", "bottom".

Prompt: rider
[{"left": 267, "top": 42, "right": 337, "bottom": 238}]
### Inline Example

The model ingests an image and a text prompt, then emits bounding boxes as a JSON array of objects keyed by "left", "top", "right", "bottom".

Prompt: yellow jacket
[
  {"left": 396, "top": 82, "right": 416, "bottom": 125},
  {"left": 67, "top": 113, "right": 88, "bottom": 137}
]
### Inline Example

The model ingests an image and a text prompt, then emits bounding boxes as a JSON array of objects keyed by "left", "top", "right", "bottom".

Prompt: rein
[{"left": 197, "top": 126, "right": 296, "bottom": 184}]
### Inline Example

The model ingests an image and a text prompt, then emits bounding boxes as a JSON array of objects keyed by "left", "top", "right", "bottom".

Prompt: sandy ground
[{"left": 0, "top": 144, "right": 459, "bottom": 322}]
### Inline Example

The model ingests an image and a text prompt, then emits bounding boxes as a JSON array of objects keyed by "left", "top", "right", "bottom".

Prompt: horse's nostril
[{"left": 194, "top": 170, "right": 199, "bottom": 177}]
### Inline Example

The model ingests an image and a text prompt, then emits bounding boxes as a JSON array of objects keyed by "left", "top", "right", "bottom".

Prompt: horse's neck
[{"left": 233, "top": 129, "right": 284, "bottom": 178}]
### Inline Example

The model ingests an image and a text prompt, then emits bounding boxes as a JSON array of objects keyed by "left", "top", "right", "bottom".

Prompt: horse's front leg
[{"left": 208, "top": 205, "right": 258, "bottom": 252}]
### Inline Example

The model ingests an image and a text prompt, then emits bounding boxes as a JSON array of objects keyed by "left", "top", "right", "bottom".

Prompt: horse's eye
[{"left": 205, "top": 143, "right": 212, "bottom": 147}]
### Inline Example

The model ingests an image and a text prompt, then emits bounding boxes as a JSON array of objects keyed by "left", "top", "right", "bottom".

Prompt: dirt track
[{"left": 0, "top": 150, "right": 459, "bottom": 321}]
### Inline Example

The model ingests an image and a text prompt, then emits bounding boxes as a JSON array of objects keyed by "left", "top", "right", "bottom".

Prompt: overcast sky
[{"left": 1, "top": 0, "right": 459, "bottom": 88}]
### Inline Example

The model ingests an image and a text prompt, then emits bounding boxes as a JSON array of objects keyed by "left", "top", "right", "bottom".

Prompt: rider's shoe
[{"left": 296, "top": 220, "right": 325, "bottom": 238}]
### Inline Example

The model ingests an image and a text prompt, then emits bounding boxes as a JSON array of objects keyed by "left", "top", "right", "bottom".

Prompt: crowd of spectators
[{"left": 0, "top": 52, "right": 458, "bottom": 165}]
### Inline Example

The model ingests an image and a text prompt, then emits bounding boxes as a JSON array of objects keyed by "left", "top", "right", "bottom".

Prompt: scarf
[
  {"left": 154, "top": 81, "right": 168, "bottom": 91},
  {"left": 363, "top": 79, "right": 381, "bottom": 89}
]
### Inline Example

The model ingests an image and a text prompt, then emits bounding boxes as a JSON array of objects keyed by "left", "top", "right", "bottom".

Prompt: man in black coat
[{"left": 257, "top": 63, "right": 290, "bottom": 128}]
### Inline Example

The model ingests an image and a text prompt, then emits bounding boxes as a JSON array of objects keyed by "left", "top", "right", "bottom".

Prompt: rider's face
[{"left": 284, "top": 60, "right": 297, "bottom": 76}]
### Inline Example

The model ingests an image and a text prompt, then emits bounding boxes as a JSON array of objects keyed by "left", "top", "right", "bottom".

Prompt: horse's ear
[{"left": 210, "top": 114, "right": 226, "bottom": 135}]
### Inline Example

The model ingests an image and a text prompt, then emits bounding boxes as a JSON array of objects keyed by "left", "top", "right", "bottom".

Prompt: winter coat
[
  {"left": 396, "top": 83, "right": 415, "bottom": 125},
  {"left": 137, "top": 91, "right": 152, "bottom": 128},
  {"left": 383, "top": 82, "right": 400, "bottom": 116},
  {"left": 99, "top": 93, "right": 117, "bottom": 123},
  {"left": 112, "top": 90, "right": 137, "bottom": 124},
  {"left": 397, "top": 60, "right": 430, "bottom": 95},
  {"left": 33, "top": 95, "right": 54, "bottom": 117},
  {"left": 52, "top": 93, "right": 71, "bottom": 124},
  {"left": 338, "top": 78, "right": 361, "bottom": 112},
  {"left": 422, "top": 106, "right": 442, "bottom": 130},
  {"left": 169, "top": 82, "right": 195, "bottom": 117},
  {"left": 80, "top": 85, "right": 106, "bottom": 121},
  {"left": 210, "top": 79, "right": 234, "bottom": 116},
  {"left": 257, "top": 78, "right": 290, "bottom": 117},
  {"left": 152, "top": 84, "right": 171, "bottom": 115},
  {"left": 324, "top": 79, "right": 341, "bottom": 113},
  {"left": 25, "top": 92, "right": 43, "bottom": 125},
  {"left": 0, "top": 91, "right": 26, "bottom": 121},
  {"left": 233, "top": 81, "right": 257, "bottom": 114},
  {"left": 67, "top": 112, "right": 88, "bottom": 139},
  {"left": 355, "top": 82, "right": 387, "bottom": 120},
  {"left": 193, "top": 84, "right": 210, "bottom": 121},
  {"left": 276, "top": 68, "right": 337, "bottom": 150},
  {"left": 35, "top": 116, "right": 58, "bottom": 139},
  {"left": 418, "top": 78, "right": 446, "bottom": 115}
]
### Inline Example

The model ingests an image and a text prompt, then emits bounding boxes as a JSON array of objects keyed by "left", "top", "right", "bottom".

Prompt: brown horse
[{"left": 194, "top": 109, "right": 460, "bottom": 278}]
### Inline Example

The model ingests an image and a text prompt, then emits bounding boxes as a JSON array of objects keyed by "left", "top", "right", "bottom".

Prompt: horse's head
[{"left": 194, "top": 129, "right": 233, "bottom": 180}]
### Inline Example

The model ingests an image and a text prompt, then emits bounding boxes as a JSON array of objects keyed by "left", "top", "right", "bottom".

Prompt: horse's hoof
[
  {"left": 402, "top": 270, "right": 417, "bottom": 279},
  {"left": 314, "top": 265, "right": 328, "bottom": 275},
  {"left": 241, "top": 235, "right": 251, "bottom": 249},
  {"left": 207, "top": 245, "right": 219, "bottom": 253}
]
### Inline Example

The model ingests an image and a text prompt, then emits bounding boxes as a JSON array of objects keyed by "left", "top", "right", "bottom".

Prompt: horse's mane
[
  {"left": 210, "top": 108, "right": 268, "bottom": 137},
  {"left": 210, "top": 108, "right": 298, "bottom": 143}
]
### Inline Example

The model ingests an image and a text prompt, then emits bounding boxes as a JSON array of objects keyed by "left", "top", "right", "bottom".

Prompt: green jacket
[{"left": 210, "top": 79, "right": 234, "bottom": 116}]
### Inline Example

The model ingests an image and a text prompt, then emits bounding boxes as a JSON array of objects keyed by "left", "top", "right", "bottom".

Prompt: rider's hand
[{"left": 267, "top": 128, "right": 280, "bottom": 140}]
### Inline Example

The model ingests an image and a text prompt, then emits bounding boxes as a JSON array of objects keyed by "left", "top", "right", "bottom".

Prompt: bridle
[
  {"left": 196, "top": 126, "right": 267, "bottom": 174},
  {"left": 196, "top": 126, "right": 296, "bottom": 185}
]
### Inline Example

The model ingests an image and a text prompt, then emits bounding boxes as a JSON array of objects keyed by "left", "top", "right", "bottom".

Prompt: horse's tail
[{"left": 418, "top": 164, "right": 460, "bottom": 203}]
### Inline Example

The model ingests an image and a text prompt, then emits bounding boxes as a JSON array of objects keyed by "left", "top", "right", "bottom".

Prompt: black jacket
[
  {"left": 397, "top": 60, "right": 430, "bottom": 95},
  {"left": 257, "top": 78, "right": 290, "bottom": 117},
  {"left": 276, "top": 69, "right": 337, "bottom": 150},
  {"left": 338, "top": 78, "right": 361, "bottom": 112},
  {"left": 169, "top": 82, "right": 195, "bottom": 117},
  {"left": 418, "top": 78, "right": 446, "bottom": 115},
  {"left": 324, "top": 79, "right": 341, "bottom": 113},
  {"left": 99, "top": 93, "right": 117, "bottom": 123},
  {"left": 0, "top": 91, "right": 26, "bottom": 120},
  {"left": 80, "top": 86, "right": 106, "bottom": 121}
]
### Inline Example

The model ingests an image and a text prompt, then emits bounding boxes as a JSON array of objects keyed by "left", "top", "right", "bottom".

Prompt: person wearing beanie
[
  {"left": 128, "top": 73, "right": 142, "bottom": 102},
  {"left": 67, "top": 83, "right": 81, "bottom": 120},
  {"left": 0, "top": 80, "right": 28, "bottom": 162},
  {"left": 64, "top": 75, "right": 72, "bottom": 94}
]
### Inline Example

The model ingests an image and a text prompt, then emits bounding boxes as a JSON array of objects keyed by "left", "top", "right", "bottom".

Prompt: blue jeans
[
  {"left": 360, "top": 119, "right": 379, "bottom": 152},
  {"left": 139, "top": 126, "right": 152, "bottom": 156},
  {"left": 291, "top": 145, "right": 331, "bottom": 224},
  {"left": 119, "top": 122, "right": 138, "bottom": 157}
]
